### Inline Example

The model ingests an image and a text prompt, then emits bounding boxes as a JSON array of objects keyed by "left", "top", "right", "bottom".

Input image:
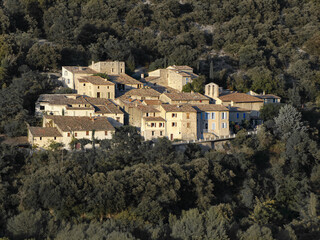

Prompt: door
[
  {"left": 97, "top": 92, "right": 100, "bottom": 98},
  {"left": 170, "top": 134, "right": 173, "bottom": 141}
]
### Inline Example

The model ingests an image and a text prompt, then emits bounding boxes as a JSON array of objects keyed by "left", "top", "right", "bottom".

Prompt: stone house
[
  {"left": 192, "top": 104, "right": 230, "bottom": 138},
  {"left": 28, "top": 115, "right": 115, "bottom": 149},
  {"left": 89, "top": 60, "right": 125, "bottom": 75},
  {"left": 147, "top": 65, "right": 199, "bottom": 91},
  {"left": 77, "top": 76, "right": 115, "bottom": 99},
  {"left": 61, "top": 66, "right": 97, "bottom": 89},
  {"left": 160, "top": 104, "right": 198, "bottom": 141}
]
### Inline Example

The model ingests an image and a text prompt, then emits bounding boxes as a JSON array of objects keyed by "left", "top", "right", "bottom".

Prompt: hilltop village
[{"left": 28, "top": 60, "right": 280, "bottom": 149}]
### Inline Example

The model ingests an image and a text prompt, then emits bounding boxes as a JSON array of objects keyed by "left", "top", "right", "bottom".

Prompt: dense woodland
[{"left": 0, "top": 0, "right": 320, "bottom": 239}]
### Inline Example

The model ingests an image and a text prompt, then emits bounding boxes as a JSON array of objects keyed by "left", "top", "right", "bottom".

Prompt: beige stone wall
[
  {"left": 36, "top": 103, "right": 66, "bottom": 116},
  {"left": 64, "top": 108, "right": 95, "bottom": 117},
  {"left": 141, "top": 119, "right": 165, "bottom": 140},
  {"left": 199, "top": 111, "right": 230, "bottom": 137},
  {"left": 28, "top": 130, "right": 62, "bottom": 148},
  {"left": 229, "top": 112, "right": 250, "bottom": 124},
  {"left": 160, "top": 108, "right": 197, "bottom": 141},
  {"left": 221, "top": 101, "right": 263, "bottom": 118},
  {"left": 89, "top": 61, "right": 125, "bottom": 75},
  {"left": 167, "top": 71, "right": 184, "bottom": 91},
  {"left": 77, "top": 82, "right": 115, "bottom": 99}
]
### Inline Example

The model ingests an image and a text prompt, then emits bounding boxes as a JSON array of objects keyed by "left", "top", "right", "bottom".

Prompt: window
[
  {"left": 98, "top": 86, "right": 100, "bottom": 89},
  {"left": 159, "top": 123, "right": 163, "bottom": 127},
  {"left": 146, "top": 113, "right": 149, "bottom": 117},
  {"left": 236, "top": 113, "right": 239, "bottom": 119},
  {"left": 152, "top": 131, "right": 155, "bottom": 136},
  {"left": 151, "top": 123, "right": 155, "bottom": 127},
  {"left": 75, "top": 133, "right": 77, "bottom": 137},
  {"left": 86, "top": 131, "right": 89, "bottom": 136},
  {"left": 172, "top": 122, "right": 177, "bottom": 127},
  {"left": 83, "top": 84, "right": 86, "bottom": 86},
  {"left": 172, "top": 113, "right": 177, "bottom": 118},
  {"left": 186, "top": 113, "right": 190, "bottom": 119},
  {"left": 54, "top": 137, "right": 56, "bottom": 140},
  {"left": 40, "top": 105, "right": 45, "bottom": 110},
  {"left": 68, "top": 133, "right": 71, "bottom": 137},
  {"left": 40, "top": 137, "right": 42, "bottom": 140},
  {"left": 187, "top": 123, "right": 190, "bottom": 128},
  {"left": 107, "top": 86, "right": 109, "bottom": 89},
  {"left": 64, "top": 71, "right": 68, "bottom": 76},
  {"left": 222, "top": 112, "right": 227, "bottom": 119},
  {"left": 212, "top": 123, "right": 216, "bottom": 130},
  {"left": 186, "top": 77, "right": 189, "bottom": 83},
  {"left": 243, "top": 113, "right": 246, "bottom": 118},
  {"left": 222, "top": 123, "right": 227, "bottom": 128},
  {"left": 116, "top": 117, "right": 120, "bottom": 122},
  {"left": 112, "top": 68, "right": 114, "bottom": 72},
  {"left": 160, "top": 131, "right": 163, "bottom": 136},
  {"left": 211, "top": 112, "right": 215, "bottom": 119},
  {"left": 205, "top": 113, "right": 209, "bottom": 120},
  {"left": 68, "top": 79, "right": 70, "bottom": 84},
  {"left": 105, "top": 131, "right": 108, "bottom": 136}
]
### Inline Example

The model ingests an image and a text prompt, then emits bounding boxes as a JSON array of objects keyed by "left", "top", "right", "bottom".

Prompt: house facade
[
  {"left": 160, "top": 104, "right": 198, "bottom": 141},
  {"left": 193, "top": 104, "right": 230, "bottom": 138},
  {"left": 77, "top": 76, "right": 115, "bottom": 99},
  {"left": 28, "top": 115, "right": 115, "bottom": 149},
  {"left": 89, "top": 60, "right": 125, "bottom": 75}
]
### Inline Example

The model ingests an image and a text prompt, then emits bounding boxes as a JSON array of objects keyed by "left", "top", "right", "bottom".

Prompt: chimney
[
  {"left": 191, "top": 90, "right": 194, "bottom": 93},
  {"left": 92, "top": 61, "right": 94, "bottom": 65},
  {"left": 141, "top": 73, "right": 145, "bottom": 79},
  {"left": 263, "top": 90, "right": 266, "bottom": 95}
]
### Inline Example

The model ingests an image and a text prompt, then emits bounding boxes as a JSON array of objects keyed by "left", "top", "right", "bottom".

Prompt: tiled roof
[
  {"left": 29, "top": 127, "right": 62, "bottom": 137},
  {"left": 143, "top": 100, "right": 162, "bottom": 105},
  {"left": 143, "top": 117, "right": 165, "bottom": 121},
  {"left": 95, "top": 104, "right": 123, "bottom": 114},
  {"left": 65, "top": 107, "right": 94, "bottom": 110},
  {"left": 162, "top": 92, "right": 209, "bottom": 101},
  {"left": 161, "top": 104, "right": 197, "bottom": 113},
  {"left": 145, "top": 76, "right": 160, "bottom": 82},
  {"left": 124, "top": 88, "right": 161, "bottom": 97},
  {"left": 109, "top": 74, "right": 143, "bottom": 85},
  {"left": 63, "top": 66, "right": 97, "bottom": 74},
  {"left": 136, "top": 105, "right": 160, "bottom": 113},
  {"left": 45, "top": 116, "right": 115, "bottom": 132},
  {"left": 167, "top": 65, "right": 193, "bottom": 70},
  {"left": 37, "top": 94, "right": 87, "bottom": 105},
  {"left": 192, "top": 104, "right": 228, "bottom": 112},
  {"left": 218, "top": 93, "right": 264, "bottom": 103},
  {"left": 84, "top": 97, "right": 112, "bottom": 105},
  {"left": 78, "top": 76, "right": 114, "bottom": 85}
]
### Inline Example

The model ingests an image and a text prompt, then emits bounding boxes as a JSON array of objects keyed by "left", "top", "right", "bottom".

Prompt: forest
[{"left": 0, "top": 0, "right": 320, "bottom": 239}]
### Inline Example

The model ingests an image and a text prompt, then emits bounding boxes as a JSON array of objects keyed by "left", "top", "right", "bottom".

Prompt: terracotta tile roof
[
  {"left": 124, "top": 88, "right": 161, "bottom": 98},
  {"left": 143, "top": 117, "right": 166, "bottom": 121},
  {"left": 78, "top": 76, "right": 114, "bottom": 85},
  {"left": 192, "top": 104, "right": 228, "bottom": 112},
  {"left": 29, "top": 127, "right": 62, "bottom": 137},
  {"left": 37, "top": 94, "right": 88, "bottom": 105},
  {"left": 136, "top": 105, "right": 160, "bottom": 113},
  {"left": 218, "top": 93, "right": 264, "bottom": 103},
  {"left": 167, "top": 65, "right": 193, "bottom": 70},
  {"left": 65, "top": 107, "right": 95, "bottom": 110},
  {"left": 143, "top": 100, "right": 162, "bottom": 105},
  {"left": 162, "top": 92, "right": 209, "bottom": 101},
  {"left": 109, "top": 74, "right": 143, "bottom": 85},
  {"left": 95, "top": 104, "right": 123, "bottom": 114},
  {"left": 44, "top": 116, "right": 115, "bottom": 132},
  {"left": 84, "top": 97, "right": 112, "bottom": 105},
  {"left": 145, "top": 76, "right": 160, "bottom": 82},
  {"left": 63, "top": 66, "right": 97, "bottom": 74},
  {"left": 161, "top": 104, "right": 197, "bottom": 113},
  {"left": 228, "top": 107, "right": 251, "bottom": 112}
]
